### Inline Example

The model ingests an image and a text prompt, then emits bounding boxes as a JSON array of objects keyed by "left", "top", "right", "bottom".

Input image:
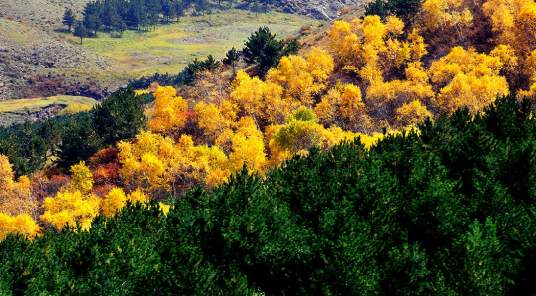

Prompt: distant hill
[
  {"left": 0, "top": 0, "right": 320, "bottom": 102},
  {"left": 0, "top": 0, "right": 91, "bottom": 30},
  {"left": 0, "top": 0, "right": 111, "bottom": 100}
]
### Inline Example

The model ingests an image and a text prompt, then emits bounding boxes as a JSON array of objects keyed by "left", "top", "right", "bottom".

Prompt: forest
[
  {"left": 63, "top": 0, "right": 278, "bottom": 38},
  {"left": 0, "top": 0, "right": 536, "bottom": 293}
]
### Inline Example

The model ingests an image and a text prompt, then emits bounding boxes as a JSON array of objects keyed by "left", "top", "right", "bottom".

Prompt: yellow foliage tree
[
  {"left": 366, "top": 62, "right": 435, "bottom": 120},
  {"left": 227, "top": 117, "right": 267, "bottom": 173},
  {"left": 0, "top": 213, "right": 40, "bottom": 240},
  {"left": 315, "top": 83, "right": 371, "bottom": 131},
  {"left": 230, "top": 70, "right": 294, "bottom": 125},
  {"left": 483, "top": 0, "right": 536, "bottom": 54},
  {"left": 428, "top": 46, "right": 509, "bottom": 113},
  {"left": 41, "top": 190, "right": 101, "bottom": 230},
  {"left": 328, "top": 19, "right": 361, "bottom": 66},
  {"left": 101, "top": 187, "right": 127, "bottom": 217},
  {"left": 421, "top": 0, "right": 474, "bottom": 31},
  {"left": 327, "top": 15, "right": 427, "bottom": 83},
  {"left": 266, "top": 48, "right": 334, "bottom": 106},
  {"left": 68, "top": 161, "right": 94, "bottom": 194},
  {"left": 148, "top": 86, "right": 189, "bottom": 135},
  {"left": 128, "top": 188, "right": 150, "bottom": 204},
  {"left": 395, "top": 100, "right": 433, "bottom": 127},
  {"left": 118, "top": 131, "right": 178, "bottom": 192},
  {"left": 0, "top": 155, "right": 35, "bottom": 216},
  {"left": 194, "top": 100, "right": 237, "bottom": 142},
  {"left": 101, "top": 187, "right": 151, "bottom": 218},
  {"left": 118, "top": 131, "right": 231, "bottom": 193}
]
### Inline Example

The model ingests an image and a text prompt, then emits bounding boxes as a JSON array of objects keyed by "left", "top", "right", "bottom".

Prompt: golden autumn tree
[
  {"left": 41, "top": 161, "right": 100, "bottom": 230},
  {"left": 483, "top": 0, "right": 536, "bottom": 55},
  {"left": 421, "top": 0, "right": 473, "bottom": 32},
  {"left": 100, "top": 187, "right": 149, "bottom": 217},
  {"left": 328, "top": 15, "right": 426, "bottom": 81},
  {"left": 366, "top": 62, "right": 435, "bottom": 122},
  {"left": 149, "top": 86, "right": 189, "bottom": 135},
  {"left": 0, "top": 155, "right": 35, "bottom": 216},
  {"left": 315, "top": 83, "right": 372, "bottom": 131},
  {"left": 118, "top": 131, "right": 178, "bottom": 192},
  {"left": 41, "top": 190, "right": 101, "bottom": 231},
  {"left": 0, "top": 213, "right": 40, "bottom": 240},
  {"left": 395, "top": 100, "right": 433, "bottom": 127},
  {"left": 101, "top": 187, "right": 127, "bottom": 217},
  {"left": 327, "top": 19, "right": 362, "bottom": 66},
  {"left": 230, "top": 70, "right": 294, "bottom": 125},
  {"left": 266, "top": 47, "right": 334, "bottom": 106},
  {"left": 194, "top": 100, "right": 237, "bottom": 142},
  {"left": 428, "top": 46, "right": 510, "bottom": 114},
  {"left": 225, "top": 116, "right": 267, "bottom": 174},
  {"left": 118, "top": 131, "right": 231, "bottom": 193}
]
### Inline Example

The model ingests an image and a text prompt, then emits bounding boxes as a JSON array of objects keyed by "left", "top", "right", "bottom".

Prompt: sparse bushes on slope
[
  {"left": 0, "top": 88, "right": 146, "bottom": 175},
  {"left": 1, "top": 96, "right": 535, "bottom": 295}
]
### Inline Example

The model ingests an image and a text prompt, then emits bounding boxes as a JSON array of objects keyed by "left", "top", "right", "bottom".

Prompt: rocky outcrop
[
  {"left": 240, "top": 0, "right": 365, "bottom": 20},
  {"left": 0, "top": 104, "right": 64, "bottom": 127}
]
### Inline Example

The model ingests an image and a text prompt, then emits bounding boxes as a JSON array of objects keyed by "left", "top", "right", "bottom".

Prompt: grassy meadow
[
  {"left": 0, "top": 95, "right": 98, "bottom": 126},
  {"left": 69, "top": 10, "right": 321, "bottom": 78}
]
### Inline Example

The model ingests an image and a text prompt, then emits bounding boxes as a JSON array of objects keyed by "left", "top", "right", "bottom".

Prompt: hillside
[
  {"left": 0, "top": 17, "right": 111, "bottom": 101},
  {"left": 0, "top": 0, "right": 91, "bottom": 29},
  {"left": 0, "top": 0, "right": 536, "bottom": 294},
  {"left": 1, "top": 97, "right": 536, "bottom": 295},
  {"left": 0, "top": 1, "right": 320, "bottom": 103}
]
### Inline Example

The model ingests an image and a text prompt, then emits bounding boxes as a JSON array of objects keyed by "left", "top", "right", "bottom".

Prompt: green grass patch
[
  {"left": 0, "top": 95, "right": 98, "bottom": 114},
  {"left": 71, "top": 10, "right": 321, "bottom": 78}
]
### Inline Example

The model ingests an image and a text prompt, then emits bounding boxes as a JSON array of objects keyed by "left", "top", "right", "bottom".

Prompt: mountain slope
[
  {"left": 0, "top": 17, "right": 111, "bottom": 100},
  {"left": 243, "top": 0, "right": 367, "bottom": 20},
  {"left": 0, "top": 0, "right": 325, "bottom": 102}
]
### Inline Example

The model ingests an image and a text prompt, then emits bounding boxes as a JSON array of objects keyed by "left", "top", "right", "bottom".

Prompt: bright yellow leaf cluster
[
  {"left": 483, "top": 0, "right": 536, "bottom": 54},
  {"left": 421, "top": 0, "right": 474, "bottom": 31},
  {"left": 41, "top": 190, "right": 100, "bottom": 231},
  {"left": 395, "top": 100, "right": 434, "bottom": 127},
  {"left": 315, "top": 83, "right": 371, "bottom": 130},
  {"left": 266, "top": 48, "right": 334, "bottom": 106},
  {"left": 328, "top": 15, "right": 427, "bottom": 80},
  {"left": 39, "top": 162, "right": 99, "bottom": 230},
  {"left": 428, "top": 46, "right": 510, "bottom": 113},
  {"left": 0, "top": 155, "right": 35, "bottom": 216},
  {"left": 101, "top": 187, "right": 149, "bottom": 217},
  {"left": 0, "top": 213, "right": 40, "bottom": 240},
  {"left": 230, "top": 70, "right": 292, "bottom": 124},
  {"left": 149, "top": 86, "right": 189, "bottom": 135},
  {"left": 118, "top": 131, "right": 231, "bottom": 192}
]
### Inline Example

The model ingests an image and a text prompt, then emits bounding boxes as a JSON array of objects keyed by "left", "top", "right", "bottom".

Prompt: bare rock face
[
  {"left": 240, "top": 0, "right": 365, "bottom": 20},
  {"left": 279, "top": 0, "right": 362, "bottom": 20},
  {"left": 0, "top": 104, "right": 65, "bottom": 127}
]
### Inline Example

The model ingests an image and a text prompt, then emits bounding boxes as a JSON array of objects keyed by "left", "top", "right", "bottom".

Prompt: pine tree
[
  {"left": 82, "top": 2, "right": 101, "bottom": 37},
  {"left": 74, "top": 21, "right": 87, "bottom": 44},
  {"left": 62, "top": 8, "right": 76, "bottom": 32},
  {"left": 224, "top": 47, "right": 241, "bottom": 75},
  {"left": 243, "top": 27, "right": 284, "bottom": 77}
]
